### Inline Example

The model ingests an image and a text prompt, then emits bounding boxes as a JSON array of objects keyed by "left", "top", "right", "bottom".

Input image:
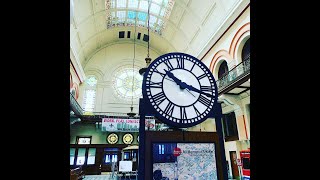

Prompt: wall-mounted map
[{"left": 152, "top": 143, "right": 218, "bottom": 180}]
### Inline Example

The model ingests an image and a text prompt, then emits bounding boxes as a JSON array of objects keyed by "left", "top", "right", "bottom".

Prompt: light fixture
[
  {"left": 139, "top": 0, "right": 152, "bottom": 75},
  {"left": 127, "top": 8, "right": 139, "bottom": 118},
  {"left": 127, "top": 106, "right": 136, "bottom": 117}
]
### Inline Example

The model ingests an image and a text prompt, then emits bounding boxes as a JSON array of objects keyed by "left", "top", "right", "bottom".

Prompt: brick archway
[
  {"left": 210, "top": 50, "right": 232, "bottom": 73},
  {"left": 229, "top": 22, "right": 250, "bottom": 59},
  {"left": 70, "top": 74, "right": 73, "bottom": 89},
  {"left": 72, "top": 83, "right": 79, "bottom": 100}
]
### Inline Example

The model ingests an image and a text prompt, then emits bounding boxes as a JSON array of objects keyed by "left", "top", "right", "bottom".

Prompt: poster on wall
[
  {"left": 102, "top": 118, "right": 155, "bottom": 132},
  {"left": 152, "top": 143, "right": 218, "bottom": 180},
  {"left": 119, "top": 161, "right": 133, "bottom": 172}
]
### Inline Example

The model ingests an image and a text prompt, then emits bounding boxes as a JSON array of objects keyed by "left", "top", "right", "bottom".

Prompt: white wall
[
  {"left": 80, "top": 43, "right": 161, "bottom": 114},
  {"left": 202, "top": 7, "right": 250, "bottom": 76},
  {"left": 198, "top": 6, "right": 250, "bottom": 147}
]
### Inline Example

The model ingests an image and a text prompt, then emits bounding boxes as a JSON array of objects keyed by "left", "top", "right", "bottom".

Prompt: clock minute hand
[
  {"left": 184, "top": 84, "right": 213, "bottom": 98},
  {"left": 164, "top": 77, "right": 196, "bottom": 97}
]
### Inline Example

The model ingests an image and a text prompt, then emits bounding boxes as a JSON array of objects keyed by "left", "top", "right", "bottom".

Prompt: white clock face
[
  {"left": 78, "top": 137, "right": 91, "bottom": 144},
  {"left": 143, "top": 53, "right": 217, "bottom": 127}
]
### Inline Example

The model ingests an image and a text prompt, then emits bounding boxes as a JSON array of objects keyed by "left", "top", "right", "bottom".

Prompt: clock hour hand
[{"left": 164, "top": 69, "right": 182, "bottom": 86}]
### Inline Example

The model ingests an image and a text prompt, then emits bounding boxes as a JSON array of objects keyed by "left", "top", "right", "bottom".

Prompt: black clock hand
[
  {"left": 163, "top": 69, "right": 182, "bottom": 87},
  {"left": 164, "top": 77, "right": 196, "bottom": 97},
  {"left": 163, "top": 69, "right": 207, "bottom": 97},
  {"left": 182, "top": 82, "right": 213, "bottom": 98}
]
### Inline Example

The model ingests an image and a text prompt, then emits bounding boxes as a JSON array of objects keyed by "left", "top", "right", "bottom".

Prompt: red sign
[
  {"left": 240, "top": 149, "right": 250, "bottom": 177},
  {"left": 173, "top": 147, "right": 182, "bottom": 157}
]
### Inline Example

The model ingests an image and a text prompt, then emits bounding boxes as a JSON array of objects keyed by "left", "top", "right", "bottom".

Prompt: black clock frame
[
  {"left": 142, "top": 52, "right": 218, "bottom": 128},
  {"left": 138, "top": 52, "right": 228, "bottom": 180}
]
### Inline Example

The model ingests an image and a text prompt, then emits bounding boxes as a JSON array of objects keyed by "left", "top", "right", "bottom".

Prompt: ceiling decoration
[
  {"left": 71, "top": 0, "right": 249, "bottom": 67},
  {"left": 112, "top": 67, "right": 143, "bottom": 101},
  {"left": 105, "top": 0, "right": 175, "bottom": 35}
]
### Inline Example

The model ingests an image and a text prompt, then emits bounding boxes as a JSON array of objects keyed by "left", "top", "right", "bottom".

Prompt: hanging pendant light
[
  {"left": 127, "top": 9, "right": 139, "bottom": 118},
  {"left": 127, "top": 106, "right": 136, "bottom": 117},
  {"left": 139, "top": 0, "right": 152, "bottom": 75}
]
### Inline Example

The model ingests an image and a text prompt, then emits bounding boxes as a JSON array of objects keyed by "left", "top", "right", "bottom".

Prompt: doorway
[{"left": 229, "top": 151, "right": 239, "bottom": 179}]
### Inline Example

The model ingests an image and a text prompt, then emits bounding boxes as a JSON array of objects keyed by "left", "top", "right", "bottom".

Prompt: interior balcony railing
[
  {"left": 216, "top": 56, "right": 250, "bottom": 94},
  {"left": 70, "top": 92, "right": 83, "bottom": 116},
  {"left": 81, "top": 112, "right": 155, "bottom": 120}
]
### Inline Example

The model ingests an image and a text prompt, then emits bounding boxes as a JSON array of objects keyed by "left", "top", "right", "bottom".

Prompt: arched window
[
  {"left": 83, "top": 76, "right": 97, "bottom": 112},
  {"left": 218, "top": 61, "right": 229, "bottom": 79},
  {"left": 242, "top": 38, "right": 250, "bottom": 61},
  {"left": 71, "top": 83, "right": 79, "bottom": 99},
  {"left": 70, "top": 74, "right": 73, "bottom": 89},
  {"left": 70, "top": 88, "right": 76, "bottom": 96}
]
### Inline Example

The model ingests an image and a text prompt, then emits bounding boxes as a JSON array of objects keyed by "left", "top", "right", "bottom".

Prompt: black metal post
[
  {"left": 138, "top": 98, "right": 145, "bottom": 180},
  {"left": 214, "top": 102, "right": 228, "bottom": 180}
]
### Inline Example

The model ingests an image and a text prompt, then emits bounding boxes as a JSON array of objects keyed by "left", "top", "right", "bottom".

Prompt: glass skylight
[
  {"left": 106, "top": 0, "right": 175, "bottom": 35},
  {"left": 150, "top": 3, "right": 161, "bottom": 15}
]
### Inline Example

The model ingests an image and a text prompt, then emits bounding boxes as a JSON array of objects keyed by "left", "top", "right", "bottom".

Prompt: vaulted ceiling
[{"left": 70, "top": 0, "right": 249, "bottom": 68}]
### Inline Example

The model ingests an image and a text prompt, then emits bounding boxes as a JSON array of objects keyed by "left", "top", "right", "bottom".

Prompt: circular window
[
  {"left": 123, "top": 133, "right": 134, "bottom": 144},
  {"left": 107, "top": 133, "right": 119, "bottom": 144},
  {"left": 112, "top": 68, "right": 143, "bottom": 101}
]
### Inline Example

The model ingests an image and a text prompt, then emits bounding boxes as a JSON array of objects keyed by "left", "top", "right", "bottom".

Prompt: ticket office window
[
  {"left": 104, "top": 148, "right": 119, "bottom": 164},
  {"left": 105, "top": 153, "right": 118, "bottom": 164}
]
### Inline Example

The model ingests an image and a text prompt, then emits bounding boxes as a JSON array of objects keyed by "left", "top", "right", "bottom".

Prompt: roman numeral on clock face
[
  {"left": 153, "top": 92, "right": 166, "bottom": 104},
  {"left": 197, "top": 73, "right": 207, "bottom": 80},
  {"left": 200, "top": 85, "right": 213, "bottom": 93},
  {"left": 198, "top": 95, "right": 211, "bottom": 107},
  {"left": 176, "top": 58, "right": 184, "bottom": 69},
  {"left": 193, "top": 105, "right": 201, "bottom": 116},
  {"left": 147, "top": 81, "right": 163, "bottom": 88},
  {"left": 154, "top": 69, "right": 166, "bottom": 78},
  {"left": 164, "top": 60, "right": 174, "bottom": 70},
  {"left": 180, "top": 107, "right": 187, "bottom": 120},
  {"left": 163, "top": 101, "right": 174, "bottom": 116},
  {"left": 190, "top": 62, "right": 196, "bottom": 72}
]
